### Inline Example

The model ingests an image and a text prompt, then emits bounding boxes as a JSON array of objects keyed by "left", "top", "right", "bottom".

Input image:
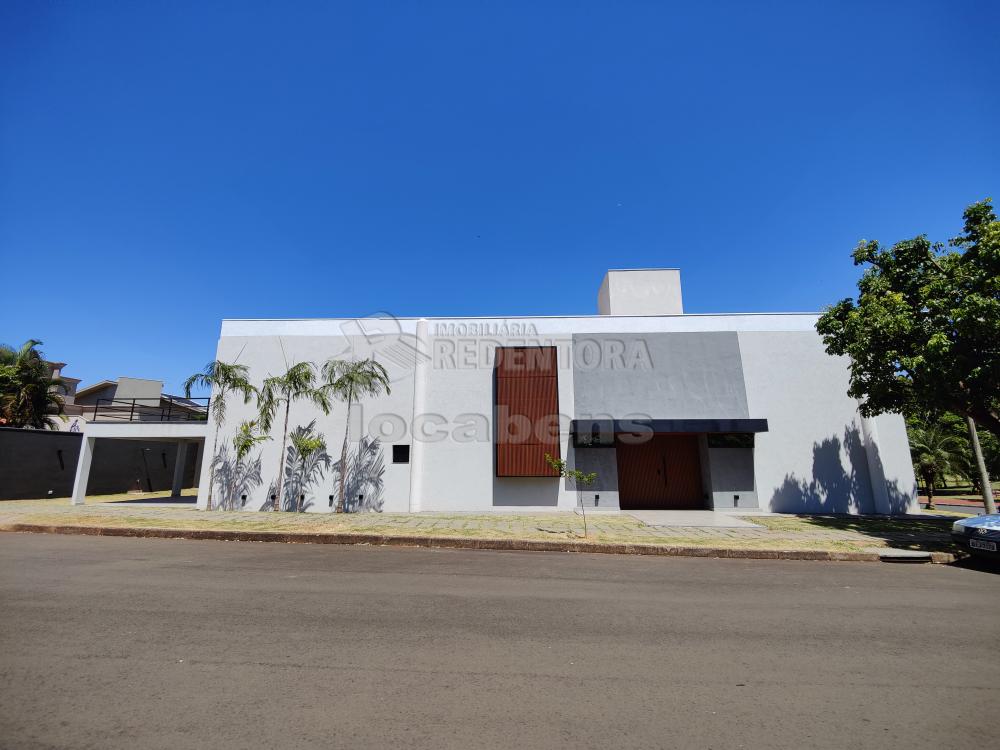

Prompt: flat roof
[
  {"left": 220, "top": 312, "right": 822, "bottom": 337},
  {"left": 603, "top": 267, "right": 681, "bottom": 272},
  {"left": 222, "top": 311, "right": 821, "bottom": 322}
]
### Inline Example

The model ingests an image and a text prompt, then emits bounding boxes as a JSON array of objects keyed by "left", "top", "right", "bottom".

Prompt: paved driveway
[{"left": 1, "top": 534, "right": 997, "bottom": 749}]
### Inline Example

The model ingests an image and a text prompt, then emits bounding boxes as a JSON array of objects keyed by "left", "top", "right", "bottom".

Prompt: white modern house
[{"left": 152, "top": 268, "right": 914, "bottom": 515}]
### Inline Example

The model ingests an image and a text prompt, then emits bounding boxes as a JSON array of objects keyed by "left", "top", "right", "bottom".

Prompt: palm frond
[
  {"left": 233, "top": 420, "right": 271, "bottom": 462},
  {"left": 323, "top": 358, "right": 392, "bottom": 402},
  {"left": 258, "top": 361, "right": 324, "bottom": 432},
  {"left": 0, "top": 340, "right": 67, "bottom": 429},
  {"left": 282, "top": 420, "right": 332, "bottom": 511}
]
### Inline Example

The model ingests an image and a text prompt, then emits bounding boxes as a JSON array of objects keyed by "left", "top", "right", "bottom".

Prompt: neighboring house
[
  {"left": 174, "top": 268, "right": 917, "bottom": 515},
  {"left": 74, "top": 377, "right": 206, "bottom": 423},
  {"left": 1, "top": 369, "right": 204, "bottom": 500},
  {"left": 42, "top": 361, "right": 85, "bottom": 431},
  {"left": 39, "top": 367, "right": 206, "bottom": 431},
  {"left": 0, "top": 427, "right": 200, "bottom": 500}
]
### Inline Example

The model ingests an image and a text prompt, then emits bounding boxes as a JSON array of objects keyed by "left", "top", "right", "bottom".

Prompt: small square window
[{"left": 392, "top": 444, "right": 410, "bottom": 464}]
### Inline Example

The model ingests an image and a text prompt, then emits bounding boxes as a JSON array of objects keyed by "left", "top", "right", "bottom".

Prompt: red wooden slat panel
[
  {"left": 495, "top": 346, "right": 560, "bottom": 477},
  {"left": 496, "top": 445, "right": 560, "bottom": 477},
  {"left": 496, "top": 377, "right": 559, "bottom": 412},
  {"left": 495, "top": 346, "right": 557, "bottom": 377}
]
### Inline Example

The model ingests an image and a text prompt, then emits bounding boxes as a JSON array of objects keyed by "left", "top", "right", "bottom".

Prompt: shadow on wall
[
  {"left": 335, "top": 436, "right": 386, "bottom": 513},
  {"left": 770, "top": 426, "right": 910, "bottom": 515},
  {"left": 261, "top": 422, "right": 333, "bottom": 512},
  {"left": 211, "top": 447, "right": 264, "bottom": 511}
]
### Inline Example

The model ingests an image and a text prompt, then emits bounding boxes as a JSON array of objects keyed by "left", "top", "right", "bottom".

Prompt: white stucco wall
[
  {"left": 199, "top": 312, "right": 915, "bottom": 515},
  {"left": 198, "top": 331, "right": 418, "bottom": 513},
  {"left": 737, "top": 330, "right": 916, "bottom": 514},
  {"left": 869, "top": 412, "right": 919, "bottom": 514},
  {"left": 598, "top": 269, "right": 684, "bottom": 315},
  {"left": 417, "top": 325, "right": 578, "bottom": 511}
]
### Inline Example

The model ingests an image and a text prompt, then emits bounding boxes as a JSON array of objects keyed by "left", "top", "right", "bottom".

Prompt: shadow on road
[{"left": 947, "top": 556, "right": 1000, "bottom": 576}]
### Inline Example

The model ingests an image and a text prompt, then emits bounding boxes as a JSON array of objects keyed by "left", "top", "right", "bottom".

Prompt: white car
[{"left": 952, "top": 514, "right": 1000, "bottom": 558}]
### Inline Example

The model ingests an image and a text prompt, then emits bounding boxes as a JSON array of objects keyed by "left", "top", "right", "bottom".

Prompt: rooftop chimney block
[{"left": 597, "top": 269, "right": 683, "bottom": 316}]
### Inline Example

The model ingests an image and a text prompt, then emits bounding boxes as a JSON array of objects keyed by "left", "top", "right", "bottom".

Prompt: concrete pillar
[
  {"left": 195, "top": 437, "right": 214, "bottom": 509},
  {"left": 71, "top": 436, "right": 95, "bottom": 506},
  {"left": 408, "top": 318, "right": 429, "bottom": 512},
  {"left": 191, "top": 440, "right": 204, "bottom": 489},
  {"left": 171, "top": 441, "right": 188, "bottom": 497}
]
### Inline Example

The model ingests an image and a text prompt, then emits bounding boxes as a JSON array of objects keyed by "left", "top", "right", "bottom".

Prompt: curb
[{"left": 0, "top": 522, "right": 935, "bottom": 562}]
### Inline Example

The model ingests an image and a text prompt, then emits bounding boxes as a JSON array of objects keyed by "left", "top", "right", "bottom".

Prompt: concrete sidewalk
[
  {"left": 623, "top": 510, "right": 763, "bottom": 528},
  {"left": 0, "top": 494, "right": 963, "bottom": 562}
]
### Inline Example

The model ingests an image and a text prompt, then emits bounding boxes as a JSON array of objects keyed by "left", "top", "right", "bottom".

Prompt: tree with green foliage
[
  {"left": 258, "top": 361, "right": 331, "bottom": 511},
  {"left": 322, "top": 358, "right": 391, "bottom": 513},
  {"left": 968, "top": 427, "right": 1000, "bottom": 488},
  {"left": 906, "top": 418, "right": 967, "bottom": 510},
  {"left": 545, "top": 452, "right": 598, "bottom": 536},
  {"left": 0, "top": 339, "right": 67, "bottom": 430},
  {"left": 920, "top": 411, "right": 1000, "bottom": 493},
  {"left": 184, "top": 361, "right": 257, "bottom": 511},
  {"left": 817, "top": 198, "right": 1000, "bottom": 513},
  {"left": 209, "top": 421, "right": 269, "bottom": 511},
  {"left": 233, "top": 420, "right": 270, "bottom": 462}
]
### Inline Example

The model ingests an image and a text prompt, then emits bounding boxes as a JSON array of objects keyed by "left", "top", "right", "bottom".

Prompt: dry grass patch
[{"left": 745, "top": 514, "right": 953, "bottom": 535}]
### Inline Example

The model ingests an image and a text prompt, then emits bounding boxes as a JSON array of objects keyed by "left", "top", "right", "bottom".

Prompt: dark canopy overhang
[
  {"left": 570, "top": 418, "right": 768, "bottom": 448},
  {"left": 570, "top": 418, "right": 769, "bottom": 436}
]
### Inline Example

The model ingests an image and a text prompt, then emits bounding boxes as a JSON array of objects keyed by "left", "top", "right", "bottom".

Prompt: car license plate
[{"left": 970, "top": 539, "right": 997, "bottom": 551}]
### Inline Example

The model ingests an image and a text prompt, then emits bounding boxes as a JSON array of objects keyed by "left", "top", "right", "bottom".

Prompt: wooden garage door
[{"left": 616, "top": 434, "right": 704, "bottom": 509}]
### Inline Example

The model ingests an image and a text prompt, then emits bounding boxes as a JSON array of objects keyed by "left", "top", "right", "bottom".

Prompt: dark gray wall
[
  {"left": 572, "top": 332, "right": 750, "bottom": 419},
  {"left": 0, "top": 428, "right": 198, "bottom": 500},
  {"left": 569, "top": 445, "right": 619, "bottom": 509},
  {"left": 705, "top": 447, "right": 757, "bottom": 509}
]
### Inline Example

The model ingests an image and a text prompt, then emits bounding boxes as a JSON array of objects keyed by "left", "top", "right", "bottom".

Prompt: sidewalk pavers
[{"left": 0, "top": 494, "right": 963, "bottom": 563}]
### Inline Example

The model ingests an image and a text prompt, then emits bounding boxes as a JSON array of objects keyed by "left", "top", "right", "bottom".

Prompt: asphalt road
[{"left": 1, "top": 535, "right": 997, "bottom": 750}]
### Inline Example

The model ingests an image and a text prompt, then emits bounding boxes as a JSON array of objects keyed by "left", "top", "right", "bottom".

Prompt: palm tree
[
  {"left": 233, "top": 420, "right": 270, "bottom": 462},
  {"left": 0, "top": 339, "right": 67, "bottom": 429},
  {"left": 183, "top": 361, "right": 256, "bottom": 511},
  {"left": 258, "top": 361, "right": 331, "bottom": 511},
  {"left": 288, "top": 423, "right": 330, "bottom": 512},
  {"left": 322, "top": 358, "right": 391, "bottom": 513},
  {"left": 908, "top": 421, "right": 966, "bottom": 510},
  {"left": 341, "top": 435, "right": 387, "bottom": 512},
  {"left": 210, "top": 421, "right": 270, "bottom": 510}
]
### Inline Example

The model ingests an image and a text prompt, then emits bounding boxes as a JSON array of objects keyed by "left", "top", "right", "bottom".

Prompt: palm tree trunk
[
  {"left": 274, "top": 400, "right": 290, "bottom": 511},
  {"left": 296, "top": 461, "right": 304, "bottom": 513},
  {"left": 336, "top": 399, "right": 352, "bottom": 513},
  {"left": 924, "top": 474, "right": 936, "bottom": 510}
]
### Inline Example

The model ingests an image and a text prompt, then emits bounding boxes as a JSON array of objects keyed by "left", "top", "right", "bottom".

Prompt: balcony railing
[{"left": 91, "top": 396, "right": 210, "bottom": 423}]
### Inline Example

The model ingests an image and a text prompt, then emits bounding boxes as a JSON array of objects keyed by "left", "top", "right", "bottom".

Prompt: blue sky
[{"left": 1, "top": 1, "right": 997, "bottom": 395}]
